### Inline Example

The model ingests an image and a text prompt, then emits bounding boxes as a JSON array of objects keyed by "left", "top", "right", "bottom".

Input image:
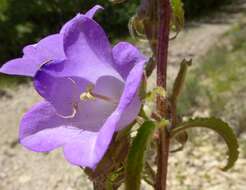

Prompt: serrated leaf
[
  {"left": 170, "top": 117, "right": 239, "bottom": 171},
  {"left": 171, "top": 0, "right": 185, "bottom": 33},
  {"left": 126, "top": 121, "right": 156, "bottom": 190}
]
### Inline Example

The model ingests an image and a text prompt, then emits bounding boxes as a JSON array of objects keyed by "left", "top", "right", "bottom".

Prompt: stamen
[
  {"left": 91, "top": 92, "right": 118, "bottom": 105},
  {"left": 67, "top": 77, "right": 76, "bottom": 85},
  {"left": 80, "top": 84, "right": 118, "bottom": 105},
  {"left": 56, "top": 106, "right": 77, "bottom": 119},
  {"left": 39, "top": 59, "right": 52, "bottom": 69}
]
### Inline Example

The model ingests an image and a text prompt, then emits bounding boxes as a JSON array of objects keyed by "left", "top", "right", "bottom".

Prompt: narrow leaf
[
  {"left": 170, "top": 117, "right": 239, "bottom": 171},
  {"left": 170, "top": 59, "right": 192, "bottom": 104},
  {"left": 126, "top": 121, "right": 156, "bottom": 190}
]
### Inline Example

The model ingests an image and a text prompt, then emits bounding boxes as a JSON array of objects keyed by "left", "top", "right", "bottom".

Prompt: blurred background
[{"left": 0, "top": 0, "right": 245, "bottom": 189}]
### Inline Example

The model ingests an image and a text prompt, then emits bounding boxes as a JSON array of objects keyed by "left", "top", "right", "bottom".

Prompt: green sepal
[
  {"left": 170, "top": 117, "right": 239, "bottom": 171},
  {"left": 126, "top": 121, "right": 156, "bottom": 190}
]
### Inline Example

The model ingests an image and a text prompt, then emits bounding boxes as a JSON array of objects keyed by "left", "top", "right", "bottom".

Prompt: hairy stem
[{"left": 155, "top": 0, "right": 171, "bottom": 189}]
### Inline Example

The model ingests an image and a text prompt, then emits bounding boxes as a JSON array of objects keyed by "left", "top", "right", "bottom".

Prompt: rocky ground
[{"left": 0, "top": 1, "right": 246, "bottom": 189}]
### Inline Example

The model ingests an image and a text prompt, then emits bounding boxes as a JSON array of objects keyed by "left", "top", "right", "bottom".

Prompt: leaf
[
  {"left": 170, "top": 117, "right": 239, "bottom": 171},
  {"left": 170, "top": 59, "right": 192, "bottom": 104},
  {"left": 126, "top": 121, "right": 156, "bottom": 190},
  {"left": 170, "top": 59, "right": 191, "bottom": 128},
  {"left": 171, "top": 0, "right": 185, "bottom": 33}
]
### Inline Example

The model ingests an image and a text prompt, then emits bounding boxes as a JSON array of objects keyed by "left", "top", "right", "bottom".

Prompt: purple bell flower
[{"left": 0, "top": 5, "right": 146, "bottom": 169}]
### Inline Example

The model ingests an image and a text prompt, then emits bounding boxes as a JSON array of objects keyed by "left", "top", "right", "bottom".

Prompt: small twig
[{"left": 145, "top": 161, "right": 156, "bottom": 181}]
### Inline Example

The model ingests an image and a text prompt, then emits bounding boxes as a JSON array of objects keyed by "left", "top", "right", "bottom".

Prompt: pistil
[{"left": 80, "top": 84, "right": 118, "bottom": 105}]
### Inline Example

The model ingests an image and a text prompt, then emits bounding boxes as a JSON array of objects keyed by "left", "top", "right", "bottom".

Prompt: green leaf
[
  {"left": 170, "top": 117, "right": 239, "bottom": 171},
  {"left": 171, "top": 0, "right": 185, "bottom": 33},
  {"left": 126, "top": 121, "right": 156, "bottom": 190}
]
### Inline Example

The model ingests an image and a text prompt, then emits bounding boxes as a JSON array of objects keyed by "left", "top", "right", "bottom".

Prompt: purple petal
[
  {"left": 89, "top": 59, "right": 146, "bottom": 168},
  {"left": 65, "top": 59, "right": 145, "bottom": 168},
  {"left": 117, "top": 94, "right": 141, "bottom": 130},
  {"left": 64, "top": 110, "right": 122, "bottom": 169},
  {"left": 0, "top": 58, "right": 39, "bottom": 77},
  {"left": 34, "top": 66, "right": 91, "bottom": 116},
  {"left": 60, "top": 5, "right": 103, "bottom": 34},
  {"left": 19, "top": 101, "right": 116, "bottom": 169},
  {"left": 117, "top": 60, "right": 145, "bottom": 112},
  {"left": 0, "top": 34, "right": 64, "bottom": 77},
  {"left": 62, "top": 14, "right": 122, "bottom": 82},
  {"left": 20, "top": 101, "right": 66, "bottom": 151},
  {"left": 63, "top": 130, "right": 102, "bottom": 168},
  {"left": 74, "top": 76, "right": 124, "bottom": 132},
  {"left": 112, "top": 42, "right": 146, "bottom": 80},
  {"left": 34, "top": 67, "right": 124, "bottom": 132},
  {"left": 23, "top": 34, "right": 65, "bottom": 62},
  {"left": 90, "top": 111, "right": 121, "bottom": 169},
  {"left": 85, "top": 5, "right": 103, "bottom": 18}
]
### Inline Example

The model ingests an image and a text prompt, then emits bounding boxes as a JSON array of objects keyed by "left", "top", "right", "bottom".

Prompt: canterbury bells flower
[{"left": 0, "top": 5, "right": 147, "bottom": 169}]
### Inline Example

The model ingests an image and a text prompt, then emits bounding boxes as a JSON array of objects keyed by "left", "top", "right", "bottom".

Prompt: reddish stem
[{"left": 155, "top": 0, "right": 171, "bottom": 190}]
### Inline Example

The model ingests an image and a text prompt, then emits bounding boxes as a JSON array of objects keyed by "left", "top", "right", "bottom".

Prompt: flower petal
[
  {"left": 0, "top": 58, "right": 39, "bottom": 77},
  {"left": 19, "top": 101, "right": 115, "bottom": 169},
  {"left": 34, "top": 67, "right": 124, "bottom": 132},
  {"left": 73, "top": 76, "right": 124, "bottom": 132},
  {"left": 117, "top": 94, "right": 141, "bottom": 130},
  {"left": 64, "top": 111, "right": 121, "bottom": 169},
  {"left": 20, "top": 101, "right": 67, "bottom": 151},
  {"left": 112, "top": 42, "right": 146, "bottom": 80},
  {"left": 34, "top": 66, "right": 91, "bottom": 116},
  {"left": 62, "top": 14, "right": 122, "bottom": 82},
  {"left": 19, "top": 101, "right": 103, "bottom": 166},
  {"left": 23, "top": 34, "right": 65, "bottom": 62},
  {"left": 117, "top": 60, "right": 145, "bottom": 112},
  {"left": 87, "top": 59, "right": 146, "bottom": 168},
  {"left": 85, "top": 5, "right": 103, "bottom": 18},
  {"left": 63, "top": 130, "right": 103, "bottom": 168},
  {"left": 60, "top": 5, "right": 103, "bottom": 34},
  {"left": 0, "top": 34, "right": 64, "bottom": 77}
]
